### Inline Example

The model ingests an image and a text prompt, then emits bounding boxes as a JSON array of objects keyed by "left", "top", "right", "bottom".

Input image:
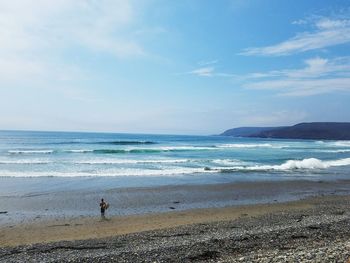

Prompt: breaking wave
[
  {"left": 215, "top": 157, "right": 350, "bottom": 172},
  {"left": 92, "top": 146, "right": 214, "bottom": 154},
  {"left": 0, "top": 167, "right": 209, "bottom": 177},
  {"left": 0, "top": 159, "right": 51, "bottom": 164},
  {"left": 2, "top": 157, "right": 350, "bottom": 177},
  {"left": 331, "top": 141, "right": 350, "bottom": 147},
  {"left": 211, "top": 159, "right": 247, "bottom": 166}
]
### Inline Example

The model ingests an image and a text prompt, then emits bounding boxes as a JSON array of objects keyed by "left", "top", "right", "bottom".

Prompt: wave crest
[
  {"left": 216, "top": 157, "right": 350, "bottom": 172},
  {"left": 92, "top": 146, "right": 214, "bottom": 154},
  {"left": 332, "top": 141, "right": 350, "bottom": 147}
]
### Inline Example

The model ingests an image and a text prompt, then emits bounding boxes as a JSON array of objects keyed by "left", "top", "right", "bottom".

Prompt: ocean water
[{"left": 0, "top": 130, "right": 350, "bottom": 194}]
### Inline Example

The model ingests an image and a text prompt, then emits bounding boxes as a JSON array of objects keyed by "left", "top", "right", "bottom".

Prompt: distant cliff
[{"left": 221, "top": 122, "right": 350, "bottom": 140}]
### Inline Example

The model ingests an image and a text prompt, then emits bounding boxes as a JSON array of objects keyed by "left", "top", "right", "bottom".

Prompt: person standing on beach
[{"left": 100, "top": 198, "right": 107, "bottom": 218}]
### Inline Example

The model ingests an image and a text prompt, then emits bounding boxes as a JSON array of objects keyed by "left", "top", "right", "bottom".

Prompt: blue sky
[{"left": 0, "top": 0, "right": 349, "bottom": 134}]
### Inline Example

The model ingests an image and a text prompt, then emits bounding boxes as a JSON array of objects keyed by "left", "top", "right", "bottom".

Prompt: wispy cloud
[
  {"left": 291, "top": 19, "right": 307, "bottom": 25},
  {"left": 245, "top": 78, "right": 350, "bottom": 96},
  {"left": 184, "top": 60, "right": 219, "bottom": 77},
  {"left": 186, "top": 55, "right": 350, "bottom": 96},
  {"left": 189, "top": 67, "right": 215, "bottom": 77},
  {"left": 242, "top": 57, "right": 350, "bottom": 96},
  {"left": 187, "top": 62, "right": 237, "bottom": 78},
  {"left": 240, "top": 17, "right": 350, "bottom": 56},
  {"left": 245, "top": 57, "right": 350, "bottom": 79}
]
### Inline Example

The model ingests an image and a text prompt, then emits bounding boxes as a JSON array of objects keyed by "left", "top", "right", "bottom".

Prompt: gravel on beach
[{"left": 1, "top": 195, "right": 350, "bottom": 263}]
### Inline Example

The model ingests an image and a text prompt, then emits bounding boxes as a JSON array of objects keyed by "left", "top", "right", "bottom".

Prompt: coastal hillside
[
  {"left": 221, "top": 122, "right": 350, "bottom": 140},
  {"left": 220, "top": 127, "right": 284, "bottom": 137}
]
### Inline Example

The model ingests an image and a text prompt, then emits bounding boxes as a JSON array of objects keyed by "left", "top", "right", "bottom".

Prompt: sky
[{"left": 0, "top": 0, "right": 350, "bottom": 135}]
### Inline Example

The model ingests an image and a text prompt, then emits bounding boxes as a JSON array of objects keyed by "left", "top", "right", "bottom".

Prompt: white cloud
[
  {"left": 246, "top": 57, "right": 350, "bottom": 79},
  {"left": 245, "top": 77, "right": 350, "bottom": 96},
  {"left": 292, "top": 19, "right": 307, "bottom": 25},
  {"left": 0, "top": 0, "right": 142, "bottom": 56},
  {"left": 285, "top": 57, "right": 329, "bottom": 78},
  {"left": 189, "top": 67, "right": 215, "bottom": 77},
  {"left": 241, "top": 17, "right": 350, "bottom": 56},
  {"left": 242, "top": 56, "right": 350, "bottom": 96},
  {"left": 186, "top": 63, "right": 238, "bottom": 78},
  {"left": 0, "top": 0, "right": 146, "bottom": 86}
]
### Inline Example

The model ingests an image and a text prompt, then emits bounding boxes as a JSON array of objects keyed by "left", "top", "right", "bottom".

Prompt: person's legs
[{"left": 101, "top": 209, "right": 105, "bottom": 219}]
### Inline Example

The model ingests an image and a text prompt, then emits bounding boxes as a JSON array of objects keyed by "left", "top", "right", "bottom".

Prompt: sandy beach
[
  {"left": 1, "top": 182, "right": 350, "bottom": 262},
  {"left": 0, "top": 197, "right": 313, "bottom": 247}
]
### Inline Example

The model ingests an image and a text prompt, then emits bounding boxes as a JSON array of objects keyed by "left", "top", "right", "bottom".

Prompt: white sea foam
[
  {"left": 0, "top": 158, "right": 350, "bottom": 177},
  {"left": 0, "top": 159, "right": 51, "bottom": 164},
  {"left": 64, "top": 149, "right": 94, "bottom": 153},
  {"left": 74, "top": 159, "right": 190, "bottom": 165},
  {"left": 316, "top": 149, "right": 350, "bottom": 153},
  {"left": 324, "top": 158, "right": 350, "bottom": 167},
  {"left": 0, "top": 167, "right": 210, "bottom": 177},
  {"left": 315, "top": 140, "right": 325, "bottom": 144},
  {"left": 211, "top": 159, "right": 247, "bottom": 166},
  {"left": 270, "top": 158, "right": 328, "bottom": 170},
  {"left": 332, "top": 141, "right": 350, "bottom": 147},
  {"left": 217, "top": 143, "right": 276, "bottom": 149},
  {"left": 8, "top": 150, "right": 54, "bottom": 154},
  {"left": 217, "top": 157, "right": 350, "bottom": 172}
]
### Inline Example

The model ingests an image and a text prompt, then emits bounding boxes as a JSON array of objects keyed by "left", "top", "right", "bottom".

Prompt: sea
[{"left": 0, "top": 130, "right": 350, "bottom": 196}]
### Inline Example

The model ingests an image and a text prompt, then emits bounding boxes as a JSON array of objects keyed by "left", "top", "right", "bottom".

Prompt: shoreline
[
  {"left": 2, "top": 178, "right": 350, "bottom": 227},
  {"left": 1, "top": 194, "right": 350, "bottom": 262}
]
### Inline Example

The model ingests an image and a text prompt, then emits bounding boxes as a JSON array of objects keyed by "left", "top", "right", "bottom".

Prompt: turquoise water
[{"left": 0, "top": 130, "right": 349, "bottom": 194}]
